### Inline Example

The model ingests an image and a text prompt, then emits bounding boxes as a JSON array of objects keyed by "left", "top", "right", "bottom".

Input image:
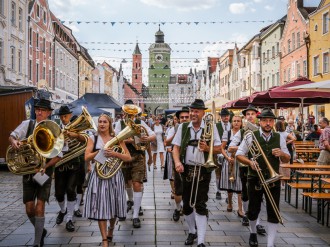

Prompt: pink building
[
  {"left": 280, "top": 0, "right": 316, "bottom": 84},
  {"left": 28, "top": 0, "right": 54, "bottom": 88}
]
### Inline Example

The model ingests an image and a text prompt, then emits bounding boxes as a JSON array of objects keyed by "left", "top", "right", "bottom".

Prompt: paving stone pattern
[{"left": 0, "top": 164, "right": 329, "bottom": 246}]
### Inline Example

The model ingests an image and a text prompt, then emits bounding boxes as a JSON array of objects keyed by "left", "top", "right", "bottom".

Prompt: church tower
[
  {"left": 148, "top": 26, "right": 171, "bottom": 114},
  {"left": 132, "top": 42, "right": 142, "bottom": 95}
]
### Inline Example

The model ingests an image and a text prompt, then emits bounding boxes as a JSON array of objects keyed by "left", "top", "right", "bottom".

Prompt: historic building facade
[
  {"left": 28, "top": 0, "right": 54, "bottom": 89},
  {"left": 0, "top": 0, "right": 29, "bottom": 86},
  {"left": 78, "top": 45, "right": 94, "bottom": 97},
  {"left": 148, "top": 26, "right": 171, "bottom": 113}
]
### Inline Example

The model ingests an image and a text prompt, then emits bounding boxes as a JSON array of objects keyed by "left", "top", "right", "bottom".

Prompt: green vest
[
  {"left": 216, "top": 122, "right": 224, "bottom": 139},
  {"left": 247, "top": 130, "right": 281, "bottom": 179},
  {"left": 179, "top": 122, "right": 213, "bottom": 173}
]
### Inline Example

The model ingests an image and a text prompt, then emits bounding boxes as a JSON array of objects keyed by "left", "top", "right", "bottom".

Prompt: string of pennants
[
  {"left": 59, "top": 20, "right": 276, "bottom": 25},
  {"left": 80, "top": 41, "right": 243, "bottom": 45}
]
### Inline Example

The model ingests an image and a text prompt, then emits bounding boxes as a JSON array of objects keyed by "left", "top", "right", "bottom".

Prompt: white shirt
[
  {"left": 236, "top": 128, "right": 290, "bottom": 157},
  {"left": 172, "top": 121, "right": 221, "bottom": 166},
  {"left": 10, "top": 120, "right": 33, "bottom": 140}
]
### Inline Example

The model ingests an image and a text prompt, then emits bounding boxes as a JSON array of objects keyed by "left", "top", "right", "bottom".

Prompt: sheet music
[{"left": 94, "top": 149, "right": 107, "bottom": 165}]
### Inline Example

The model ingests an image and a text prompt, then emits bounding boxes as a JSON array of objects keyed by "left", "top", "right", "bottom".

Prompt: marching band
[{"left": 8, "top": 98, "right": 293, "bottom": 247}]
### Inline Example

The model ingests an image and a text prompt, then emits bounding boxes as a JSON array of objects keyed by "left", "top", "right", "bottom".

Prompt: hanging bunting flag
[
  {"left": 77, "top": 21, "right": 81, "bottom": 24},
  {"left": 194, "top": 22, "right": 199, "bottom": 25},
  {"left": 111, "top": 22, "right": 116, "bottom": 26}
]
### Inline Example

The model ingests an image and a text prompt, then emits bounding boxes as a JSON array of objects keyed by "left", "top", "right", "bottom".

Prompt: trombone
[
  {"left": 189, "top": 111, "right": 217, "bottom": 208},
  {"left": 244, "top": 130, "right": 283, "bottom": 224}
]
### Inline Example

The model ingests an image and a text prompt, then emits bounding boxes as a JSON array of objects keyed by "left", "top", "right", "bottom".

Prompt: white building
[{"left": 0, "top": 0, "right": 29, "bottom": 86}]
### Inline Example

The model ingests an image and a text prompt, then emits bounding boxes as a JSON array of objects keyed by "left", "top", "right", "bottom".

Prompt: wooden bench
[
  {"left": 287, "top": 183, "right": 330, "bottom": 208},
  {"left": 301, "top": 192, "right": 330, "bottom": 226}
]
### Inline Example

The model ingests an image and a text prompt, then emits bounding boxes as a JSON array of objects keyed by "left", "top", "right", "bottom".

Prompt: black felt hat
[
  {"left": 34, "top": 98, "right": 53, "bottom": 110},
  {"left": 58, "top": 105, "right": 72, "bottom": 115},
  {"left": 242, "top": 104, "right": 258, "bottom": 116},
  {"left": 219, "top": 108, "right": 230, "bottom": 116},
  {"left": 278, "top": 116, "right": 285, "bottom": 121},
  {"left": 257, "top": 107, "right": 277, "bottom": 119},
  {"left": 189, "top": 99, "right": 208, "bottom": 110},
  {"left": 175, "top": 106, "right": 190, "bottom": 119},
  {"left": 124, "top": 99, "right": 134, "bottom": 104}
]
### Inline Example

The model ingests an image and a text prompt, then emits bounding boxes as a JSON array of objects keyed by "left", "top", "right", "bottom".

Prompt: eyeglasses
[
  {"left": 35, "top": 108, "right": 48, "bottom": 112},
  {"left": 180, "top": 116, "right": 189, "bottom": 119}
]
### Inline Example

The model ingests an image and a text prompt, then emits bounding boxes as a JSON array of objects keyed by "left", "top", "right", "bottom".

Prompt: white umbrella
[{"left": 288, "top": 80, "right": 330, "bottom": 92}]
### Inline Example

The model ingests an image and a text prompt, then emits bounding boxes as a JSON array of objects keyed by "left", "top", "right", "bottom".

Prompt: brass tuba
[
  {"left": 244, "top": 130, "right": 283, "bottom": 224},
  {"left": 95, "top": 104, "right": 146, "bottom": 179},
  {"left": 7, "top": 120, "right": 64, "bottom": 175},
  {"left": 55, "top": 106, "right": 96, "bottom": 168}
]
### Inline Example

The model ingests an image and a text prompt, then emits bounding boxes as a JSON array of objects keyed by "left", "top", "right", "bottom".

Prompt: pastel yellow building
[
  {"left": 308, "top": 0, "right": 330, "bottom": 116},
  {"left": 78, "top": 45, "right": 95, "bottom": 97}
]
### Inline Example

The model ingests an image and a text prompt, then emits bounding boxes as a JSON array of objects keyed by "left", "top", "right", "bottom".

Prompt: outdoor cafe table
[
  {"left": 296, "top": 170, "right": 330, "bottom": 192},
  {"left": 295, "top": 148, "right": 320, "bottom": 162},
  {"left": 321, "top": 178, "right": 330, "bottom": 184}
]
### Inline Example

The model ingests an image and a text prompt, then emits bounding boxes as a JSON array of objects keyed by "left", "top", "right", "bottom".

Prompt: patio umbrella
[{"left": 288, "top": 80, "right": 330, "bottom": 92}]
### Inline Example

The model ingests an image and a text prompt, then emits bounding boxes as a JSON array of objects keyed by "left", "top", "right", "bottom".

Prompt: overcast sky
[{"left": 48, "top": 0, "right": 321, "bottom": 84}]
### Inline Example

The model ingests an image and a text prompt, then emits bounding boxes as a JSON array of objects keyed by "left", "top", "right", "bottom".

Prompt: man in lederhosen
[
  {"left": 114, "top": 100, "right": 156, "bottom": 228},
  {"left": 164, "top": 106, "right": 190, "bottom": 221},
  {"left": 227, "top": 104, "right": 266, "bottom": 233},
  {"left": 214, "top": 108, "right": 231, "bottom": 200},
  {"left": 172, "top": 99, "right": 222, "bottom": 247},
  {"left": 54, "top": 105, "right": 87, "bottom": 232},
  {"left": 236, "top": 107, "right": 290, "bottom": 247},
  {"left": 9, "top": 98, "right": 60, "bottom": 247}
]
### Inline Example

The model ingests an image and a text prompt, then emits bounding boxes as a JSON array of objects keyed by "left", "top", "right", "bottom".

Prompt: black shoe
[
  {"left": 65, "top": 220, "right": 75, "bottom": 232},
  {"left": 216, "top": 191, "right": 222, "bottom": 200},
  {"left": 139, "top": 206, "right": 143, "bottom": 216},
  {"left": 74, "top": 209, "right": 82, "bottom": 217},
  {"left": 256, "top": 224, "right": 266, "bottom": 235},
  {"left": 127, "top": 200, "right": 134, "bottom": 212},
  {"left": 184, "top": 233, "right": 197, "bottom": 245},
  {"left": 242, "top": 216, "right": 249, "bottom": 226},
  {"left": 56, "top": 209, "right": 67, "bottom": 224},
  {"left": 118, "top": 217, "right": 126, "bottom": 221},
  {"left": 173, "top": 209, "right": 180, "bottom": 222},
  {"left": 40, "top": 228, "right": 47, "bottom": 247},
  {"left": 197, "top": 244, "right": 206, "bottom": 247},
  {"left": 249, "top": 233, "right": 258, "bottom": 247},
  {"left": 133, "top": 218, "right": 141, "bottom": 228}
]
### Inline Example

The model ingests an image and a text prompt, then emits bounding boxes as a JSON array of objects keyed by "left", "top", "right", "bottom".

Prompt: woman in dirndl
[
  {"left": 84, "top": 114, "right": 132, "bottom": 247},
  {"left": 218, "top": 115, "right": 244, "bottom": 217}
]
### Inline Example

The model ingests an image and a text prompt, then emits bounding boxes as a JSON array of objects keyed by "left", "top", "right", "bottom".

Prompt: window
[
  {"left": 36, "top": 4, "right": 40, "bottom": 18},
  {"left": 287, "top": 40, "right": 291, "bottom": 53},
  {"left": 43, "top": 9, "right": 47, "bottom": 23},
  {"left": 292, "top": 33, "right": 295, "bottom": 50},
  {"left": 49, "top": 43, "right": 52, "bottom": 57},
  {"left": 296, "top": 62, "right": 300, "bottom": 77},
  {"left": 276, "top": 72, "right": 280, "bottom": 85},
  {"left": 36, "top": 33, "right": 39, "bottom": 49},
  {"left": 276, "top": 42, "right": 280, "bottom": 54},
  {"left": 297, "top": 32, "right": 300, "bottom": 48},
  {"left": 49, "top": 69, "right": 52, "bottom": 86},
  {"left": 29, "top": 29, "right": 32, "bottom": 45},
  {"left": 303, "top": 60, "right": 307, "bottom": 76},
  {"left": 42, "top": 37, "right": 45, "bottom": 53},
  {"left": 267, "top": 50, "right": 270, "bottom": 60},
  {"left": 0, "top": 39, "right": 3, "bottom": 65},
  {"left": 10, "top": 46, "right": 15, "bottom": 70},
  {"left": 263, "top": 52, "right": 266, "bottom": 63},
  {"left": 42, "top": 66, "right": 45, "bottom": 79},
  {"left": 18, "top": 50, "right": 22, "bottom": 73},
  {"left": 272, "top": 46, "right": 275, "bottom": 58},
  {"left": 323, "top": 52, "right": 329, "bottom": 73},
  {"left": 323, "top": 12, "right": 329, "bottom": 34},
  {"left": 287, "top": 68, "right": 291, "bottom": 82},
  {"left": 11, "top": 1, "right": 16, "bottom": 26},
  {"left": 36, "top": 63, "right": 39, "bottom": 82},
  {"left": 272, "top": 74, "right": 275, "bottom": 87},
  {"left": 0, "top": 0, "right": 4, "bottom": 15},
  {"left": 18, "top": 8, "right": 23, "bottom": 30},
  {"left": 313, "top": 56, "right": 320, "bottom": 76},
  {"left": 135, "top": 74, "right": 138, "bottom": 79},
  {"left": 29, "top": 60, "right": 32, "bottom": 80}
]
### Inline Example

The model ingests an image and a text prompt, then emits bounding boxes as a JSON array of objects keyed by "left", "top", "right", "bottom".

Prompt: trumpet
[
  {"left": 228, "top": 153, "right": 236, "bottom": 183},
  {"left": 244, "top": 130, "right": 283, "bottom": 224},
  {"left": 189, "top": 111, "right": 217, "bottom": 208}
]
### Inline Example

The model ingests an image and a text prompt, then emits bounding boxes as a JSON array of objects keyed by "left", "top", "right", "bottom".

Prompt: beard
[{"left": 262, "top": 126, "right": 272, "bottom": 133}]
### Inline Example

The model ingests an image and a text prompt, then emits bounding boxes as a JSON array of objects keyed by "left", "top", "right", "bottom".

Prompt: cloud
[
  {"left": 140, "top": 0, "right": 217, "bottom": 11},
  {"left": 66, "top": 24, "right": 80, "bottom": 33},
  {"left": 265, "top": 5, "right": 274, "bottom": 10},
  {"left": 229, "top": 3, "right": 247, "bottom": 14}
]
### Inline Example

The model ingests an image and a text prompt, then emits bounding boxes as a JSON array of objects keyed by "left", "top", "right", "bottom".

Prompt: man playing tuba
[
  {"left": 114, "top": 99, "right": 156, "bottom": 228},
  {"left": 8, "top": 98, "right": 60, "bottom": 247},
  {"left": 236, "top": 107, "right": 290, "bottom": 247},
  {"left": 54, "top": 105, "right": 87, "bottom": 232},
  {"left": 172, "top": 99, "right": 222, "bottom": 247}
]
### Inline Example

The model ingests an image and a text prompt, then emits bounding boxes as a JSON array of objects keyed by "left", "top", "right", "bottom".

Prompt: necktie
[{"left": 224, "top": 124, "right": 228, "bottom": 131}]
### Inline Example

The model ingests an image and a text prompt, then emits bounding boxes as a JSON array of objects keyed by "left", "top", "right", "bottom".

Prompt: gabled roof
[
  {"left": 79, "top": 45, "right": 95, "bottom": 68},
  {"left": 28, "top": 0, "right": 35, "bottom": 14},
  {"left": 82, "top": 93, "right": 121, "bottom": 110},
  {"left": 299, "top": 6, "right": 317, "bottom": 19}
]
